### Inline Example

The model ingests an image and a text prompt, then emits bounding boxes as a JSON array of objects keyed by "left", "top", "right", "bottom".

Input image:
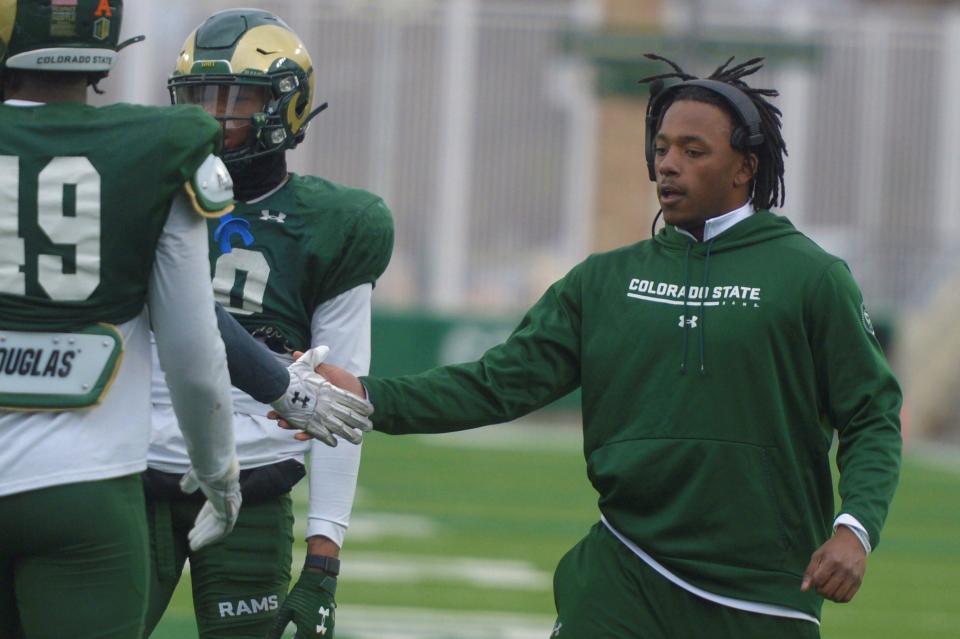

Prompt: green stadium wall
[{"left": 370, "top": 308, "right": 581, "bottom": 412}]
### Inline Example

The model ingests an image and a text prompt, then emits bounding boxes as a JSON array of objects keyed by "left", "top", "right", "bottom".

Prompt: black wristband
[{"left": 304, "top": 554, "right": 340, "bottom": 577}]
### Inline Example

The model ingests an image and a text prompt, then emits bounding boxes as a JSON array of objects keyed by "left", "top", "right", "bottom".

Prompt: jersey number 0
[
  {"left": 212, "top": 248, "right": 270, "bottom": 316},
  {"left": 0, "top": 156, "right": 101, "bottom": 301}
]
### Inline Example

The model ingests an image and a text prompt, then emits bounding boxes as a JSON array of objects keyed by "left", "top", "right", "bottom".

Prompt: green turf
[
  {"left": 150, "top": 426, "right": 960, "bottom": 639},
  {"left": 818, "top": 456, "right": 960, "bottom": 638}
]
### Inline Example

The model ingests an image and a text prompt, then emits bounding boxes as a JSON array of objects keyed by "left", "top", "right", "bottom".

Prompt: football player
[
  {"left": 0, "top": 1, "right": 241, "bottom": 637},
  {"left": 144, "top": 9, "right": 394, "bottom": 639}
]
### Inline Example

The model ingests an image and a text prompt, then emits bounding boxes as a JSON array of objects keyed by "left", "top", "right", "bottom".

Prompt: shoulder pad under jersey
[{"left": 183, "top": 155, "right": 235, "bottom": 218}]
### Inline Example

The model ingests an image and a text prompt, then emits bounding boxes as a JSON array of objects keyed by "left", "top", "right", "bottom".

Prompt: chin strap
[
  {"left": 299, "top": 102, "right": 329, "bottom": 131},
  {"left": 117, "top": 35, "right": 146, "bottom": 51},
  {"left": 87, "top": 35, "right": 146, "bottom": 95}
]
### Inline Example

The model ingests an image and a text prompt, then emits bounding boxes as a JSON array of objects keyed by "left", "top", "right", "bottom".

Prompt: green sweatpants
[
  {"left": 143, "top": 491, "right": 294, "bottom": 639},
  {"left": 552, "top": 522, "right": 821, "bottom": 639},
  {"left": 0, "top": 475, "right": 150, "bottom": 639}
]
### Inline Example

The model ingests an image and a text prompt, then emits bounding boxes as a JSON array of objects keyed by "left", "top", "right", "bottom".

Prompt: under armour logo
[
  {"left": 291, "top": 391, "right": 311, "bottom": 409},
  {"left": 260, "top": 210, "right": 287, "bottom": 224},
  {"left": 551, "top": 621, "right": 562, "bottom": 637},
  {"left": 678, "top": 315, "right": 699, "bottom": 328},
  {"left": 317, "top": 606, "right": 331, "bottom": 635}
]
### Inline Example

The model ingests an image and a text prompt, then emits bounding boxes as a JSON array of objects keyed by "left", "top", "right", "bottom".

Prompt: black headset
[{"left": 644, "top": 79, "right": 764, "bottom": 181}]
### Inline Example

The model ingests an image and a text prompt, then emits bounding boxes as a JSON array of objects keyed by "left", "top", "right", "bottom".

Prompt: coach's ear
[{"left": 734, "top": 151, "right": 758, "bottom": 188}]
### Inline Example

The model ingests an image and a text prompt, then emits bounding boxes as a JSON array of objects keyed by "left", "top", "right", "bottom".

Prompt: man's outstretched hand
[
  {"left": 269, "top": 347, "right": 373, "bottom": 445},
  {"left": 801, "top": 525, "right": 867, "bottom": 603},
  {"left": 314, "top": 362, "right": 366, "bottom": 398}
]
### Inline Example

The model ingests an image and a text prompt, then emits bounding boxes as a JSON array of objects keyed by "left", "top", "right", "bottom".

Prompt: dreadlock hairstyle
[{"left": 640, "top": 53, "right": 787, "bottom": 212}]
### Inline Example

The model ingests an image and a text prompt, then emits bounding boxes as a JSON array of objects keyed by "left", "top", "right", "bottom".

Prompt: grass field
[{"left": 151, "top": 419, "right": 960, "bottom": 639}]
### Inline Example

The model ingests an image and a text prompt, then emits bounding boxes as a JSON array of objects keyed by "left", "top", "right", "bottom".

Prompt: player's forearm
[
  {"left": 215, "top": 303, "right": 289, "bottom": 403},
  {"left": 307, "top": 535, "right": 340, "bottom": 559},
  {"left": 149, "top": 195, "right": 235, "bottom": 479},
  {"left": 301, "top": 285, "right": 369, "bottom": 537},
  {"left": 306, "top": 438, "right": 359, "bottom": 546},
  {"left": 159, "top": 334, "right": 235, "bottom": 480}
]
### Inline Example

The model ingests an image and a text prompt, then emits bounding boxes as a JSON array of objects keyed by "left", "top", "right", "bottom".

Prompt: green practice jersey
[
  {"left": 363, "top": 211, "right": 902, "bottom": 619},
  {"left": 210, "top": 174, "right": 394, "bottom": 352},
  {"left": 0, "top": 102, "right": 221, "bottom": 331}
]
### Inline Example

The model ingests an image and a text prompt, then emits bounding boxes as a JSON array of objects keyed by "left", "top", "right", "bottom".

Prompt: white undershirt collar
[
  {"left": 244, "top": 175, "right": 290, "bottom": 204},
  {"left": 4, "top": 99, "right": 45, "bottom": 107},
  {"left": 675, "top": 201, "right": 754, "bottom": 243}
]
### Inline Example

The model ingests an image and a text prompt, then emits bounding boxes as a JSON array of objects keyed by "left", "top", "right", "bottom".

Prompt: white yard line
[
  {"left": 907, "top": 442, "right": 960, "bottom": 475},
  {"left": 341, "top": 553, "right": 551, "bottom": 589},
  {"left": 420, "top": 419, "right": 582, "bottom": 452},
  {"left": 347, "top": 512, "right": 441, "bottom": 541},
  {"left": 286, "top": 551, "right": 552, "bottom": 590},
  {"left": 187, "top": 551, "right": 551, "bottom": 592},
  {"left": 335, "top": 605, "right": 555, "bottom": 639}
]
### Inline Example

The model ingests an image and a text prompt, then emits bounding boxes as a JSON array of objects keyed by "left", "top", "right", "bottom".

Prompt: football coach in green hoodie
[{"left": 287, "top": 55, "right": 902, "bottom": 638}]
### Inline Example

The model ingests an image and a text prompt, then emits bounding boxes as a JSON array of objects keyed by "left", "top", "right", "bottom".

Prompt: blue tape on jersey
[{"left": 213, "top": 214, "right": 254, "bottom": 253}]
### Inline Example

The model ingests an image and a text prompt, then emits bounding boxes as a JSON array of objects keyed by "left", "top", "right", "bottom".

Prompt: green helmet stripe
[{"left": 187, "top": 9, "right": 296, "bottom": 65}]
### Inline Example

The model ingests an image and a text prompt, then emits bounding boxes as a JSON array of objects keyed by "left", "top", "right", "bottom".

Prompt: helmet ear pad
[{"left": 644, "top": 79, "right": 764, "bottom": 182}]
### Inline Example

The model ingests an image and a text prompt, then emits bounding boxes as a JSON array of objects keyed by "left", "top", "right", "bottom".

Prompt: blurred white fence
[
  {"left": 105, "top": 0, "right": 960, "bottom": 320},
  {"left": 664, "top": 0, "right": 960, "bottom": 439},
  {"left": 665, "top": 1, "right": 960, "bottom": 315},
  {"left": 108, "top": 0, "right": 600, "bottom": 313}
]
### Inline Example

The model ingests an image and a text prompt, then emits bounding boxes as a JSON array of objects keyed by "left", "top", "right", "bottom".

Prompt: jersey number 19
[{"left": 0, "top": 156, "right": 101, "bottom": 301}]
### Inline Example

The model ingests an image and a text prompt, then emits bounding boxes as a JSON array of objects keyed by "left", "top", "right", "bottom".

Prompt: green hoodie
[{"left": 363, "top": 211, "right": 902, "bottom": 618}]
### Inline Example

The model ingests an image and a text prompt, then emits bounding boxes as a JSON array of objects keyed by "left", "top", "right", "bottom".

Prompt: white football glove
[
  {"left": 179, "top": 458, "right": 242, "bottom": 551},
  {"left": 270, "top": 345, "right": 374, "bottom": 447}
]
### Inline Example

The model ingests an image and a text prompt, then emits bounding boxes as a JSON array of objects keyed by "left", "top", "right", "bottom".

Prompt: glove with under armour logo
[
  {"left": 268, "top": 570, "right": 337, "bottom": 639},
  {"left": 270, "top": 346, "right": 374, "bottom": 448},
  {"left": 179, "top": 457, "right": 242, "bottom": 551}
]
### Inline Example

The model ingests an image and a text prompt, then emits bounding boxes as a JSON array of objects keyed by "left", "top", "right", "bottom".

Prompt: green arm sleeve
[
  {"left": 362, "top": 265, "right": 584, "bottom": 435},
  {"left": 809, "top": 261, "right": 902, "bottom": 549}
]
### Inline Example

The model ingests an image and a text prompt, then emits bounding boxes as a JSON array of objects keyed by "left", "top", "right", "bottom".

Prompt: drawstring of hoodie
[
  {"left": 698, "top": 240, "right": 715, "bottom": 375},
  {"left": 680, "top": 241, "right": 692, "bottom": 374}
]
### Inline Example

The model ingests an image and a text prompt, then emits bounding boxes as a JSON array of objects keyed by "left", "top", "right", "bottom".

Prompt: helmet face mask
[
  {"left": 172, "top": 80, "right": 273, "bottom": 156},
  {"left": 168, "top": 9, "right": 322, "bottom": 167}
]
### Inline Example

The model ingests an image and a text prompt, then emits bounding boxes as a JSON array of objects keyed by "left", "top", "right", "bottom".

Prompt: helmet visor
[{"left": 173, "top": 83, "right": 270, "bottom": 150}]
